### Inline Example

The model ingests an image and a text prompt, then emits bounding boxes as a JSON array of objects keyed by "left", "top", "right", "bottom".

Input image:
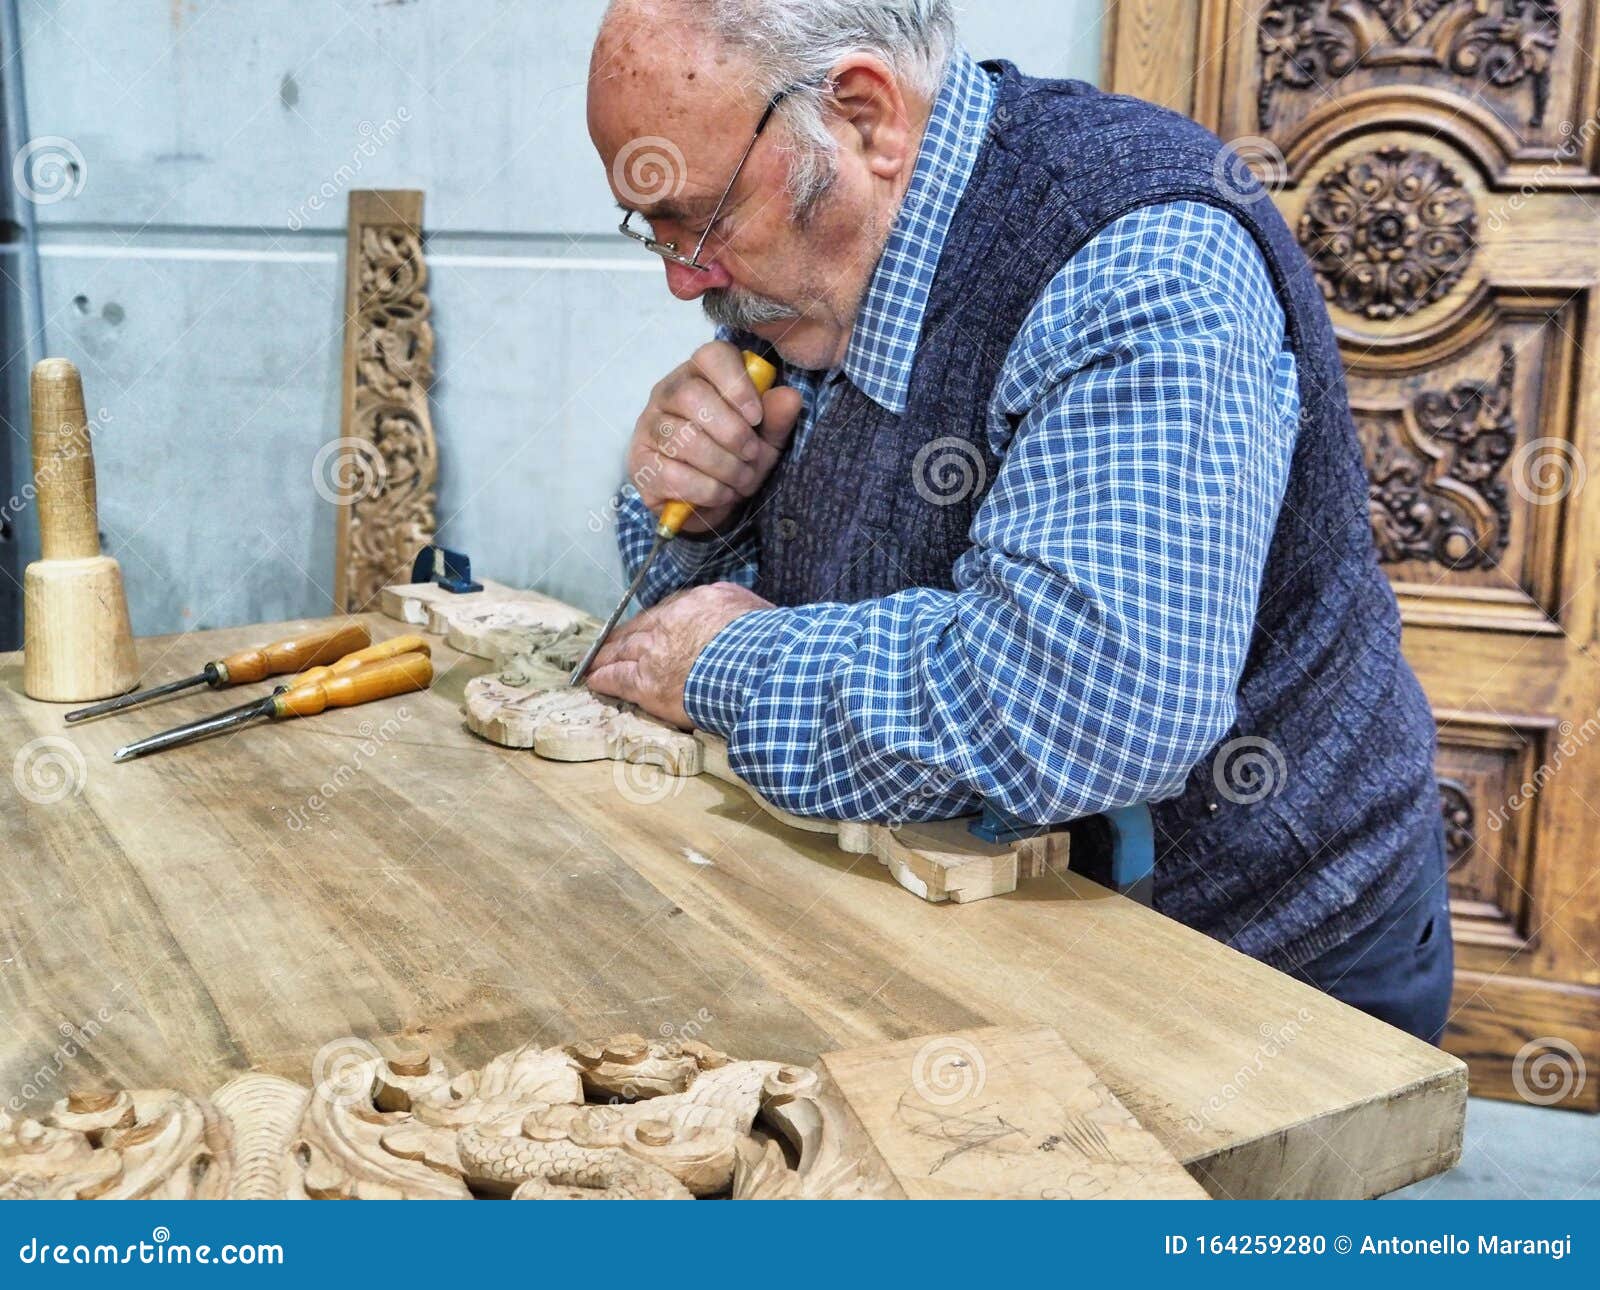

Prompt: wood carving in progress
[
  {"left": 0, "top": 1028, "right": 1201, "bottom": 1200},
  {"left": 384, "top": 582, "right": 1068, "bottom": 902},
  {"left": 332, "top": 190, "right": 440, "bottom": 614},
  {"left": 445, "top": 602, "right": 596, "bottom": 662}
]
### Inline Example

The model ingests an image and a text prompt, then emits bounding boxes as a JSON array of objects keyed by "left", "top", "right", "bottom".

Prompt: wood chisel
[
  {"left": 64, "top": 623, "right": 372, "bottom": 724},
  {"left": 569, "top": 349, "right": 779, "bottom": 687},
  {"left": 125, "top": 633, "right": 435, "bottom": 734},
  {"left": 112, "top": 651, "right": 433, "bottom": 763}
]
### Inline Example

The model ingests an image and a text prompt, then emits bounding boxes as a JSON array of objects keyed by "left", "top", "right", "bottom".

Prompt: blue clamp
[
  {"left": 969, "top": 801, "right": 1155, "bottom": 903},
  {"left": 410, "top": 545, "right": 483, "bottom": 595}
]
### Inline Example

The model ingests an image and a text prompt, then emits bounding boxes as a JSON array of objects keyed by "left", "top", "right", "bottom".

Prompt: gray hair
[{"left": 613, "top": 0, "right": 957, "bottom": 217}]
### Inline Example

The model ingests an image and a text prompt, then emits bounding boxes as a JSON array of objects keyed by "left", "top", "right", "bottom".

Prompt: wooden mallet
[{"left": 22, "top": 359, "right": 139, "bottom": 703}]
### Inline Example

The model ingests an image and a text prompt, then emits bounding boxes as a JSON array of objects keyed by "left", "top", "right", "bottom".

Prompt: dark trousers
[{"left": 1289, "top": 832, "right": 1454, "bottom": 1044}]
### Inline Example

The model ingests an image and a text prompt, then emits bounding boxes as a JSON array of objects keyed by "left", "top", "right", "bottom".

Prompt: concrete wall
[{"left": 7, "top": 0, "right": 1102, "bottom": 635}]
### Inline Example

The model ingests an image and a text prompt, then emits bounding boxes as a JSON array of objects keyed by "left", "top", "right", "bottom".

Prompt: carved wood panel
[
  {"left": 1250, "top": 0, "right": 1599, "bottom": 184},
  {"left": 1342, "top": 297, "right": 1582, "bottom": 631},
  {"left": 332, "top": 190, "right": 440, "bottom": 614},
  {"left": 1106, "top": 0, "right": 1600, "bottom": 1105},
  {"left": 1435, "top": 714, "right": 1554, "bottom": 955}
]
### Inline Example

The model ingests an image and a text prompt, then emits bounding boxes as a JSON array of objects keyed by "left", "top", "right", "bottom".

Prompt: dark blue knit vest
[{"left": 746, "top": 63, "right": 1442, "bottom": 969}]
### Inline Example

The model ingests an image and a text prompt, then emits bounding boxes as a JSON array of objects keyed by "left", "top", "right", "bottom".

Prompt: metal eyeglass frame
[{"left": 618, "top": 85, "right": 806, "bottom": 272}]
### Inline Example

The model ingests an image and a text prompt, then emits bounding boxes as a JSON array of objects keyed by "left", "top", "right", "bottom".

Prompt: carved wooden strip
[
  {"left": 379, "top": 578, "right": 518, "bottom": 628},
  {"left": 409, "top": 585, "right": 1064, "bottom": 905},
  {"left": 333, "top": 190, "right": 440, "bottom": 613}
]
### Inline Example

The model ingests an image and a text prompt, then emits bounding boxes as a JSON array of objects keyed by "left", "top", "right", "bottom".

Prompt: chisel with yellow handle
[
  {"left": 113, "top": 651, "right": 433, "bottom": 763},
  {"left": 288, "top": 633, "right": 429, "bottom": 688},
  {"left": 569, "top": 349, "right": 779, "bottom": 687},
  {"left": 65, "top": 622, "right": 372, "bottom": 724},
  {"left": 132, "top": 633, "right": 437, "bottom": 735}
]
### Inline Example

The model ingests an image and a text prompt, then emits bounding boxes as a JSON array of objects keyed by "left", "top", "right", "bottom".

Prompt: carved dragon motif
[{"left": 0, "top": 1034, "right": 897, "bottom": 1201}]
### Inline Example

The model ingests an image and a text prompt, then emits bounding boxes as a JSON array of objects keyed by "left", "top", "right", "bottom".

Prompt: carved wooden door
[{"left": 1105, "top": 0, "right": 1600, "bottom": 1107}]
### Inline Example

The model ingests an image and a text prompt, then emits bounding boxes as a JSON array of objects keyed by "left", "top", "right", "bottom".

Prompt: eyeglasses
[{"left": 619, "top": 85, "right": 805, "bottom": 272}]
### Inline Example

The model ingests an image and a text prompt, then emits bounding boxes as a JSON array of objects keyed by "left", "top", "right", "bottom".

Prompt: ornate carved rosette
[
  {"left": 1363, "top": 344, "right": 1516, "bottom": 570},
  {"left": 1258, "top": 1, "right": 1561, "bottom": 128},
  {"left": 337, "top": 198, "right": 440, "bottom": 613},
  {"left": 0, "top": 1035, "right": 896, "bottom": 1201},
  {"left": 1298, "top": 146, "right": 1478, "bottom": 320}
]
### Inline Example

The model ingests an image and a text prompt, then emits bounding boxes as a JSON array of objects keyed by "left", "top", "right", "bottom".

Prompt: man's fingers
[
  {"left": 690, "top": 341, "right": 764, "bottom": 426},
  {"left": 645, "top": 457, "right": 740, "bottom": 511},
  {"left": 758, "top": 386, "right": 803, "bottom": 450},
  {"left": 593, "top": 623, "right": 649, "bottom": 669},
  {"left": 650, "top": 415, "right": 756, "bottom": 490},
  {"left": 663, "top": 376, "right": 766, "bottom": 463},
  {"left": 585, "top": 657, "right": 644, "bottom": 703}
]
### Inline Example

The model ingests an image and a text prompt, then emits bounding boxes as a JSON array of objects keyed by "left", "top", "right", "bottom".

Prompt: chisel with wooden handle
[
  {"left": 65, "top": 622, "right": 372, "bottom": 723},
  {"left": 139, "top": 634, "right": 436, "bottom": 732},
  {"left": 113, "top": 651, "right": 433, "bottom": 763},
  {"left": 569, "top": 349, "right": 779, "bottom": 687}
]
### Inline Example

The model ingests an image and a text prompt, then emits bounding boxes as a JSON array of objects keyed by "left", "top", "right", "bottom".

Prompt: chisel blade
[
  {"left": 569, "top": 532, "right": 666, "bottom": 687},
  {"left": 113, "top": 698, "right": 273, "bottom": 763},
  {"left": 65, "top": 671, "right": 209, "bottom": 724}
]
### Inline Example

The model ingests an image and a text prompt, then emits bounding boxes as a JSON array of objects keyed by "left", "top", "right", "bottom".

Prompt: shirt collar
[{"left": 841, "top": 47, "right": 997, "bottom": 415}]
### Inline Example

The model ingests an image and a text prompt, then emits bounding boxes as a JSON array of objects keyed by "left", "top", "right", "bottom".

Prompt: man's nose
[{"left": 664, "top": 258, "right": 733, "bottom": 300}]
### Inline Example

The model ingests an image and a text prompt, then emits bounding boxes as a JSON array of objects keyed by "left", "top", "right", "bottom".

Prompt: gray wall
[{"left": 8, "top": 0, "right": 1102, "bottom": 634}]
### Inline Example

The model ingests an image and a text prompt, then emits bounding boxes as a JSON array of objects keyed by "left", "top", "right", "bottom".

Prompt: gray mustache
[{"left": 702, "top": 287, "right": 800, "bottom": 330}]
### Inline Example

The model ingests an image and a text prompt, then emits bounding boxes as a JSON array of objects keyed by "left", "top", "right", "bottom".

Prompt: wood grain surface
[{"left": 0, "top": 613, "right": 1466, "bottom": 1198}]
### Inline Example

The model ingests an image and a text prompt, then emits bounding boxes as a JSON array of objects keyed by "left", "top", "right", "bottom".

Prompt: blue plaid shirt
[{"left": 613, "top": 49, "right": 1301, "bottom": 824}]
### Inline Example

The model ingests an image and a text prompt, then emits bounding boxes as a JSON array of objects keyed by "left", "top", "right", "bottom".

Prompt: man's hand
[
  {"left": 628, "top": 341, "right": 803, "bottom": 534},
  {"left": 586, "top": 582, "right": 774, "bottom": 729}
]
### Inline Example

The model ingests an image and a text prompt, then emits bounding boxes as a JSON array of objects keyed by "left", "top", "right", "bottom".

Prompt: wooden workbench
[{"left": 0, "top": 612, "right": 1466, "bottom": 1198}]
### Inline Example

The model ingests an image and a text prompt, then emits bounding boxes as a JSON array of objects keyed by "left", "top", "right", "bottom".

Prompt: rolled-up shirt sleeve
[{"left": 683, "top": 202, "right": 1302, "bottom": 825}]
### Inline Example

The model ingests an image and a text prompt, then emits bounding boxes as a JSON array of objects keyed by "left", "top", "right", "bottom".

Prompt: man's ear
[{"left": 825, "top": 54, "right": 916, "bottom": 182}]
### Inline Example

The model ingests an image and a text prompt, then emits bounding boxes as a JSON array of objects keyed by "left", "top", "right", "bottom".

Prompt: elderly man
[{"left": 583, "top": 0, "right": 1452, "bottom": 1042}]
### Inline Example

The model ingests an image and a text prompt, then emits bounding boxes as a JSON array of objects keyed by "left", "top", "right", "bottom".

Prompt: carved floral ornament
[
  {"left": 1258, "top": 1, "right": 1562, "bottom": 129},
  {"left": 0, "top": 1034, "right": 893, "bottom": 1200},
  {"left": 1364, "top": 343, "right": 1517, "bottom": 570},
  {"left": 341, "top": 223, "right": 439, "bottom": 612},
  {"left": 1298, "top": 146, "right": 1479, "bottom": 321}
]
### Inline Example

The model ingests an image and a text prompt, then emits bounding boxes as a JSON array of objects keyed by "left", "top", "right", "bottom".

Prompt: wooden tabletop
[{"left": 0, "top": 612, "right": 1466, "bottom": 1198}]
